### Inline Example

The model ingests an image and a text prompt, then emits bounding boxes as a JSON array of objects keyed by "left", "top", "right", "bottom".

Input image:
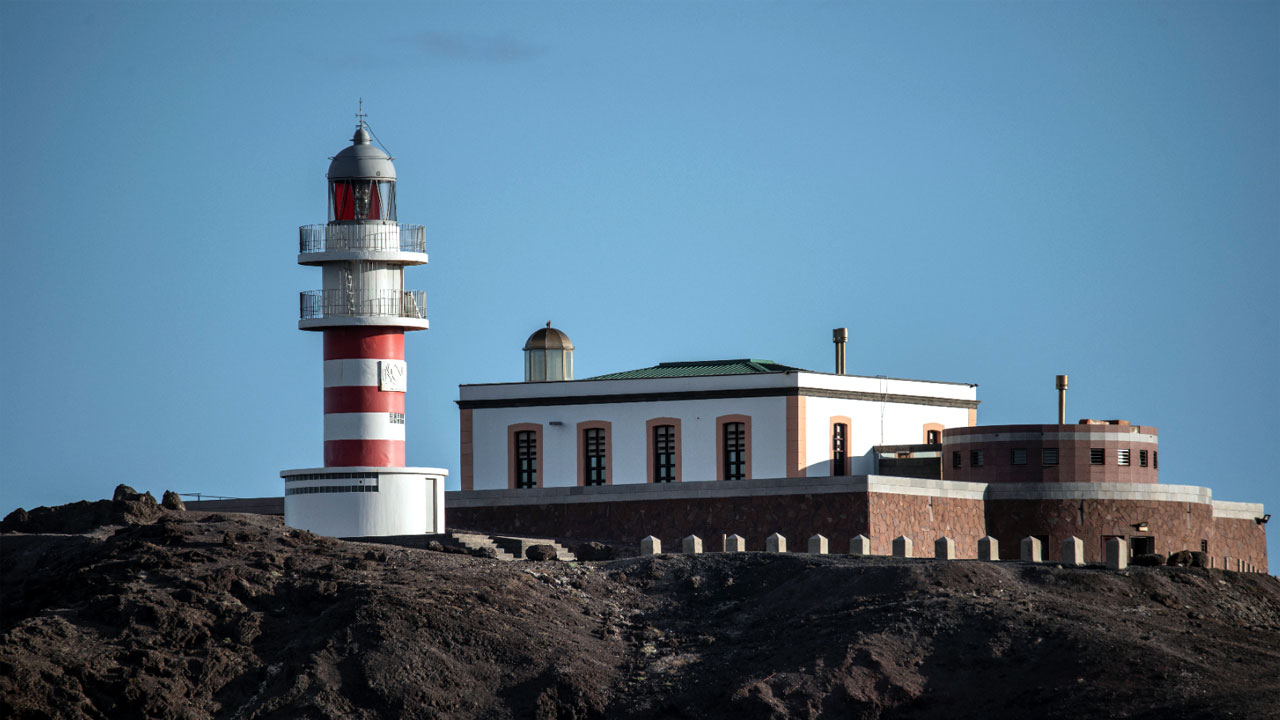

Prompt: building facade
[
  {"left": 458, "top": 358, "right": 979, "bottom": 490},
  {"left": 446, "top": 331, "right": 1268, "bottom": 570}
]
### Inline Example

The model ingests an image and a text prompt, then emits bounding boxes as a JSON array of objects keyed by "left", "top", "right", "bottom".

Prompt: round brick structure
[{"left": 942, "top": 422, "right": 1159, "bottom": 484}]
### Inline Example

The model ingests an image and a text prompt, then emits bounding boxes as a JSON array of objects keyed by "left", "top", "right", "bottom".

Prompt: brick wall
[
  {"left": 1212, "top": 517, "right": 1269, "bottom": 571},
  {"left": 983, "top": 498, "right": 1267, "bottom": 569},
  {"left": 867, "top": 493, "right": 986, "bottom": 558},
  {"left": 448, "top": 492, "right": 870, "bottom": 553}
]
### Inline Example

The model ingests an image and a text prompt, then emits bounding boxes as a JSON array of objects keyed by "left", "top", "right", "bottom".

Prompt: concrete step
[
  {"left": 441, "top": 531, "right": 515, "bottom": 561},
  {"left": 491, "top": 535, "right": 578, "bottom": 562}
]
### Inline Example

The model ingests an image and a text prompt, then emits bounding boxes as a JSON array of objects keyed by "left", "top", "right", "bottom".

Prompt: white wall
[
  {"left": 802, "top": 396, "right": 970, "bottom": 476},
  {"left": 470, "top": 396, "right": 788, "bottom": 489},
  {"left": 284, "top": 470, "right": 446, "bottom": 537}
]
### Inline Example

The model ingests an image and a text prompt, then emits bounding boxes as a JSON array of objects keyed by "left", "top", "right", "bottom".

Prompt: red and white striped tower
[{"left": 282, "top": 111, "right": 447, "bottom": 538}]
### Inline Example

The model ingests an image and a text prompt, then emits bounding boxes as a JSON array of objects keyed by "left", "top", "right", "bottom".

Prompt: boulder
[
  {"left": 1, "top": 508, "right": 29, "bottom": 533},
  {"left": 113, "top": 484, "right": 141, "bottom": 502},
  {"left": 526, "top": 544, "right": 559, "bottom": 561},
  {"left": 161, "top": 491, "right": 187, "bottom": 511},
  {"left": 1190, "top": 551, "right": 1210, "bottom": 568},
  {"left": 1132, "top": 553, "right": 1166, "bottom": 567},
  {"left": 1167, "top": 551, "right": 1194, "bottom": 567},
  {"left": 575, "top": 541, "right": 615, "bottom": 561}
]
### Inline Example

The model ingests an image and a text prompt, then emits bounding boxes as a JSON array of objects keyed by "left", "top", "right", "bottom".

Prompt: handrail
[
  {"left": 300, "top": 289, "right": 427, "bottom": 320},
  {"left": 299, "top": 224, "right": 425, "bottom": 254}
]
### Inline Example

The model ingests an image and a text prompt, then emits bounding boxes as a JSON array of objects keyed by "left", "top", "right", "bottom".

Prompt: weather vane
[{"left": 356, "top": 98, "right": 367, "bottom": 127}]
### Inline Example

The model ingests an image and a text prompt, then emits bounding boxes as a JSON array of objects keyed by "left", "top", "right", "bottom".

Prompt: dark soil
[{"left": 2, "top": 498, "right": 1279, "bottom": 719}]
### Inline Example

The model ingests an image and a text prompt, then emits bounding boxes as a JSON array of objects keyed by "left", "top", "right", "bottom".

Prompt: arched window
[
  {"left": 576, "top": 420, "right": 612, "bottom": 486},
  {"left": 923, "top": 423, "right": 944, "bottom": 445},
  {"left": 647, "top": 417, "right": 682, "bottom": 483}
]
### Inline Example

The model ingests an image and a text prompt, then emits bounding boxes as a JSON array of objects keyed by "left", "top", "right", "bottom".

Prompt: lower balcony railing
[
  {"left": 300, "top": 289, "right": 427, "bottom": 321},
  {"left": 299, "top": 224, "right": 426, "bottom": 254}
]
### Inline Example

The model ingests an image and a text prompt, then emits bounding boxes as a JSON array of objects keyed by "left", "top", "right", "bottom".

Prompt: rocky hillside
[{"left": 2, "top": 492, "right": 1279, "bottom": 719}]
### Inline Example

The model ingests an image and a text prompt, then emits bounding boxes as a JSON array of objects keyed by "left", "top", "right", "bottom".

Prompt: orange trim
[
  {"left": 786, "top": 395, "right": 806, "bottom": 478},
  {"left": 576, "top": 420, "right": 613, "bottom": 486},
  {"left": 645, "top": 417, "right": 682, "bottom": 483},
  {"left": 507, "top": 422, "right": 543, "bottom": 489},
  {"left": 459, "top": 409, "right": 473, "bottom": 491},
  {"left": 829, "top": 415, "right": 852, "bottom": 476},
  {"left": 968, "top": 408, "right": 978, "bottom": 427},
  {"left": 716, "top": 414, "right": 752, "bottom": 482},
  {"left": 922, "top": 422, "right": 944, "bottom": 445}
]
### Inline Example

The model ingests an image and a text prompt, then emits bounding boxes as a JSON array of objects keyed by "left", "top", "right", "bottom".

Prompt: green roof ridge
[{"left": 585, "top": 358, "right": 801, "bottom": 380}]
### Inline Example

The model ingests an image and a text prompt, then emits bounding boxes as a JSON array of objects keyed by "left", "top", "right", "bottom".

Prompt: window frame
[
  {"left": 830, "top": 416, "right": 852, "bottom": 477},
  {"left": 646, "top": 417, "right": 682, "bottom": 483},
  {"left": 1011, "top": 448, "right": 1027, "bottom": 466},
  {"left": 1090, "top": 448, "right": 1105, "bottom": 465},
  {"left": 717, "top": 414, "right": 752, "bottom": 481},
  {"left": 1042, "top": 448, "right": 1060, "bottom": 466},
  {"left": 576, "top": 420, "right": 613, "bottom": 486},
  {"left": 508, "top": 423, "right": 542, "bottom": 490}
]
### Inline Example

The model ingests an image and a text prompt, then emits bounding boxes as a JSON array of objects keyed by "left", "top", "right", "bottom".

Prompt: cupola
[{"left": 523, "top": 322, "right": 574, "bottom": 382}]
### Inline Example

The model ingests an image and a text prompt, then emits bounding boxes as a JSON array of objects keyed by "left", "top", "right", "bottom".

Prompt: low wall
[
  {"left": 448, "top": 475, "right": 987, "bottom": 555},
  {"left": 186, "top": 497, "right": 284, "bottom": 515}
]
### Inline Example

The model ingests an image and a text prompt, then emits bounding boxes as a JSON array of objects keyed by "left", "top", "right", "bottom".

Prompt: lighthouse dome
[{"left": 328, "top": 125, "right": 397, "bottom": 181}]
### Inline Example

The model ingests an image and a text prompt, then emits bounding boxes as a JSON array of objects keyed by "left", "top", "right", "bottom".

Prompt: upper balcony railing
[
  {"left": 300, "top": 289, "right": 427, "bottom": 321},
  {"left": 299, "top": 224, "right": 426, "bottom": 254}
]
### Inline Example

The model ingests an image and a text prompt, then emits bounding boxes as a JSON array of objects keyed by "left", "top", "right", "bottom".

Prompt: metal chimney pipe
[
  {"left": 1056, "top": 374, "right": 1069, "bottom": 424},
  {"left": 833, "top": 328, "right": 848, "bottom": 375}
]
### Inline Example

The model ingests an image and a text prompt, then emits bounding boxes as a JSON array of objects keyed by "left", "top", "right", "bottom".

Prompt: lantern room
[{"left": 327, "top": 125, "right": 397, "bottom": 223}]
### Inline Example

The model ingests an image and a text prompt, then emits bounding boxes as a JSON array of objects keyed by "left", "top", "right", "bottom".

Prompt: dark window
[
  {"left": 1090, "top": 448, "right": 1105, "bottom": 465},
  {"left": 1139, "top": 450, "right": 1148, "bottom": 467},
  {"left": 1201, "top": 539, "right": 1208, "bottom": 553},
  {"left": 653, "top": 425, "right": 675, "bottom": 483},
  {"left": 515, "top": 431, "right": 538, "bottom": 489},
  {"left": 1043, "top": 448, "right": 1060, "bottom": 466},
  {"left": 926, "top": 429, "right": 941, "bottom": 444},
  {"left": 1153, "top": 451, "right": 1158, "bottom": 469},
  {"left": 1131, "top": 537, "right": 1155, "bottom": 555},
  {"left": 723, "top": 422, "right": 746, "bottom": 481},
  {"left": 970, "top": 449, "right": 984, "bottom": 467},
  {"left": 832, "top": 423, "right": 848, "bottom": 476},
  {"left": 584, "top": 428, "right": 607, "bottom": 485},
  {"left": 1011, "top": 448, "right": 1027, "bottom": 465},
  {"left": 1117, "top": 449, "right": 1131, "bottom": 466},
  {"left": 952, "top": 451, "right": 962, "bottom": 468}
]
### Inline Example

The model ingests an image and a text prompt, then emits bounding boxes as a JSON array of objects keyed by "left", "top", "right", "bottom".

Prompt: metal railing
[
  {"left": 300, "top": 289, "right": 427, "bottom": 320},
  {"left": 299, "top": 224, "right": 426, "bottom": 254}
]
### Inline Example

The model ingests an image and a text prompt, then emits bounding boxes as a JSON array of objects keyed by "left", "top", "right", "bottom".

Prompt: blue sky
[{"left": 2, "top": 1, "right": 1276, "bottom": 570}]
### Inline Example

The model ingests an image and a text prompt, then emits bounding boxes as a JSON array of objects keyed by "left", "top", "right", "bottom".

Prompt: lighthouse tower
[{"left": 281, "top": 114, "right": 447, "bottom": 538}]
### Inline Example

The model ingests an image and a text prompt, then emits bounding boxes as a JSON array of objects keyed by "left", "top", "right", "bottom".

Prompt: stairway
[{"left": 443, "top": 531, "right": 577, "bottom": 562}]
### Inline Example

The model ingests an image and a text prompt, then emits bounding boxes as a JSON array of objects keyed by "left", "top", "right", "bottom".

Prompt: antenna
[{"left": 356, "top": 98, "right": 368, "bottom": 128}]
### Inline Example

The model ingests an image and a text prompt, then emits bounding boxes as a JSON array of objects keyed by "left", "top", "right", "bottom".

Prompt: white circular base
[{"left": 281, "top": 466, "right": 448, "bottom": 538}]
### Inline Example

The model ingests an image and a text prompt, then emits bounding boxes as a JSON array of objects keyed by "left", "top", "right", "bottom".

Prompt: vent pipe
[
  {"left": 1056, "top": 374, "right": 1069, "bottom": 424},
  {"left": 833, "top": 328, "right": 848, "bottom": 375}
]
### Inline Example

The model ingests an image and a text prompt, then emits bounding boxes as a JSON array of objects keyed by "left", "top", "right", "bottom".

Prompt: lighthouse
[{"left": 281, "top": 113, "right": 447, "bottom": 538}]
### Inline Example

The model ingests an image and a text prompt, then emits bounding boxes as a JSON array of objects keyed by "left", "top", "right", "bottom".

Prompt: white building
[{"left": 457, "top": 328, "right": 978, "bottom": 490}]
